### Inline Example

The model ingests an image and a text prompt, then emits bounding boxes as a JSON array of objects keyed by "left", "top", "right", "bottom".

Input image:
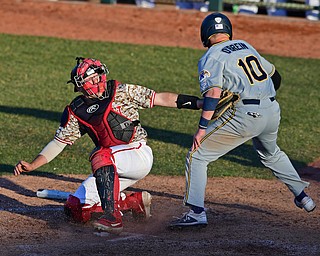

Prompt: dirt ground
[{"left": 1, "top": 1, "right": 320, "bottom": 255}]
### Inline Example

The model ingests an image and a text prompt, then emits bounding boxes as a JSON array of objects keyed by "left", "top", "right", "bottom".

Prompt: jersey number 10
[{"left": 238, "top": 55, "right": 268, "bottom": 85}]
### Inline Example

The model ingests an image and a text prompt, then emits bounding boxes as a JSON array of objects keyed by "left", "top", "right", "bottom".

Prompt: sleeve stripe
[
  {"left": 54, "top": 136, "right": 73, "bottom": 146},
  {"left": 150, "top": 91, "right": 156, "bottom": 108}
]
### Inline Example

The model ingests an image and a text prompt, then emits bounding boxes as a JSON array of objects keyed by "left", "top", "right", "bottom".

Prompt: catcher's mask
[
  {"left": 68, "top": 57, "right": 109, "bottom": 100},
  {"left": 200, "top": 12, "right": 233, "bottom": 48}
]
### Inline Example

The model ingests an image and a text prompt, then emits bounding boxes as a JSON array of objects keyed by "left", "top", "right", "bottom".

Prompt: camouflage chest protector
[{"left": 68, "top": 80, "right": 139, "bottom": 148}]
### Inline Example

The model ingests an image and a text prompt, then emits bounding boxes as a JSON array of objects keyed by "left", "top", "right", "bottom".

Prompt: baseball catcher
[{"left": 14, "top": 57, "right": 201, "bottom": 234}]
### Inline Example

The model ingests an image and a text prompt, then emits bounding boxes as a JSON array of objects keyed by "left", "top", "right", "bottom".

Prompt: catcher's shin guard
[
  {"left": 93, "top": 165, "right": 123, "bottom": 234},
  {"left": 93, "top": 165, "right": 120, "bottom": 213}
]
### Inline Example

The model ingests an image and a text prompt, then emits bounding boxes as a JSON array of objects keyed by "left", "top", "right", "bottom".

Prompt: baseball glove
[{"left": 211, "top": 90, "right": 240, "bottom": 121}]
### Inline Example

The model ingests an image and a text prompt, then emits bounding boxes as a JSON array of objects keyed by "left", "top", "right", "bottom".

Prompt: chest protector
[{"left": 69, "top": 80, "right": 138, "bottom": 148}]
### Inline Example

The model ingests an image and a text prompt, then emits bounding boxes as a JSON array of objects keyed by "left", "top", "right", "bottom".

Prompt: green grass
[{"left": 1, "top": 34, "right": 319, "bottom": 179}]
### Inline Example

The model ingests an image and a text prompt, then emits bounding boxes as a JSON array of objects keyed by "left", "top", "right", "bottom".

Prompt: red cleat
[
  {"left": 120, "top": 191, "right": 152, "bottom": 219},
  {"left": 64, "top": 195, "right": 103, "bottom": 223},
  {"left": 93, "top": 211, "right": 123, "bottom": 234}
]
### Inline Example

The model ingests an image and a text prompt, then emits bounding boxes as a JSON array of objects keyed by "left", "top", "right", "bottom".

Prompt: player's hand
[
  {"left": 13, "top": 160, "right": 33, "bottom": 176},
  {"left": 192, "top": 128, "right": 206, "bottom": 151}
]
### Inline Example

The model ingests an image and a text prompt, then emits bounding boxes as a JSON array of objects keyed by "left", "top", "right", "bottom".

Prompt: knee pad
[
  {"left": 64, "top": 195, "right": 103, "bottom": 223},
  {"left": 90, "top": 147, "right": 113, "bottom": 173}
]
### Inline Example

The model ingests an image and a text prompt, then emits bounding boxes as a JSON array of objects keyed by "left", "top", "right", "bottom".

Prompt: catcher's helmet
[
  {"left": 200, "top": 12, "right": 233, "bottom": 47},
  {"left": 68, "top": 57, "right": 109, "bottom": 100}
]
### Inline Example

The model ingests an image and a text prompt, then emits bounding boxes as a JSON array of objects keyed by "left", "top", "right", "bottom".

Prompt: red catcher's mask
[{"left": 73, "top": 58, "right": 109, "bottom": 100}]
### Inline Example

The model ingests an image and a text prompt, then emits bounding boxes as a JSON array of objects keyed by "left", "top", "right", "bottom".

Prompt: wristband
[
  {"left": 176, "top": 94, "right": 200, "bottom": 110},
  {"left": 199, "top": 116, "right": 210, "bottom": 129},
  {"left": 203, "top": 97, "right": 219, "bottom": 111}
]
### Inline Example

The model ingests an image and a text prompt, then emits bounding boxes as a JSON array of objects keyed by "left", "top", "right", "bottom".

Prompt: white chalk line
[
  {"left": 93, "top": 231, "right": 158, "bottom": 242},
  {"left": 0, "top": 206, "right": 63, "bottom": 213}
]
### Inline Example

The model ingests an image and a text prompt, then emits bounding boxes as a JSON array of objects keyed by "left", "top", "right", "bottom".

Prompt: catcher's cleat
[
  {"left": 169, "top": 210, "right": 208, "bottom": 229},
  {"left": 120, "top": 191, "right": 152, "bottom": 219},
  {"left": 294, "top": 196, "right": 316, "bottom": 213},
  {"left": 64, "top": 195, "right": 103, "bottom": 223},
  {"left": 93, "top": 211, "right": 123, "bottom": 234}
]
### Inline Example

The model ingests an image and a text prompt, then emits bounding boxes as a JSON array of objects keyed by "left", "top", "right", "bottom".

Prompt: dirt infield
[
  {"left": 1, "top": 1, "right": 320, "bottom": 255},
  {"left": 1, "top": 0, "right": 320, "bottom": 58},
  {"left": 1, "top": 173, "right": 320, "bottom": 255}
]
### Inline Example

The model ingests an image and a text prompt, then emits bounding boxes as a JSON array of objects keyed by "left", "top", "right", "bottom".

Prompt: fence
[
  {"left": 154, "top": 0, "right": 320, "bottom": 20},
  {"left": 100, "top": 0, "right": 319, "bottom": 19}
]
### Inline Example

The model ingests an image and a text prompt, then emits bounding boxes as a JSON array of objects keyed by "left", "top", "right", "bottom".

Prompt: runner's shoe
[
  {"left": 294, "top": 196, "right": 316, "bottom": 212},
  {"left": 169, "top": 209, "right": 208, "bottom": 228}
]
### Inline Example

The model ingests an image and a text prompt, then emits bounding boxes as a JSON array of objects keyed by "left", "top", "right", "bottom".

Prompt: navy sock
[
  {"left": 295, "top": 190, "right": 307, "bottom": 202},
  {"left": 191, "top": 205, "right": 204, "bottom": 214}
]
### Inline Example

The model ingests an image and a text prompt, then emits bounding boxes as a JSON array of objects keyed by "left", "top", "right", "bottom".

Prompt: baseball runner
[
  {"left": 170, "top": 13, "right": 316, "bottom": 228},
  {"left": 13, "top": 57, "right": 201, "bottom": 234}
]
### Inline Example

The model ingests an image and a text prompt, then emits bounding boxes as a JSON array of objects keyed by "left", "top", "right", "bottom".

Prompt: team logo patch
[
  {"left": 87, "top": 104, "right": 99, "bottom": 113},
  {"left": 199, "top": 70, "right": 211, "bottom": 82},
  {"left": 215, "top": 17, "right": 222, "bottom": 23}
]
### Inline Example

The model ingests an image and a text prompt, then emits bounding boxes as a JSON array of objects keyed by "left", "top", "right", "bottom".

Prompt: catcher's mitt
[{"left": 211, "top": 90, "right": 240, "bottom": 121}]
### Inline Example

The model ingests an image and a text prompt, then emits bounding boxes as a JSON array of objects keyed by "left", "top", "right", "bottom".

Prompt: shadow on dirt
[{"left": 298, "top": 165, "right": 320, "bottom": 182}]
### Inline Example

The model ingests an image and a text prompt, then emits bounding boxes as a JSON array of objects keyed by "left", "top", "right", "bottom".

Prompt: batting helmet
[
  {"left": 68, "top": 57, "right": 109, "bottom": 100},
  {"left": 200, "top": 13, "right": 233, "bottom": 47}
]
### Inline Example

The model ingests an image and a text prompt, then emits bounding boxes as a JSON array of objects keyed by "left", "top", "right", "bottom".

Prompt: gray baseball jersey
[
  {"left": 184, "top": 39, "right": 309, "bottom": 208},
  {"left": 198, "top": 39, "right": 276, "bottom": 99}
]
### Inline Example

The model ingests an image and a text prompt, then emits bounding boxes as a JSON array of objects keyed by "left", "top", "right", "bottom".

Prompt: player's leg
[
  {"left": 112, "top": 141, "right": 153, "bottom": 191},
  {"left": 64, "top": 147, "right": 117, "bottom": 225},
  {"left": 171, "top": 110, "right": 251, "bottom": 227},
  {"left": 253, "top": 102, "right": 315, "bottom": 212},
  {"left": 92, "top": 164, "right": 123, "bottom": 234},
  {"left": 64, "top": 177, "right": 152, "bottom": 222},
  {"left": 84, "top": 147, "right": 122, "bottom": 234},
  {"left": 113, "top": 141, "right": 153, "bottom": 218},
  {"left": 64, "top": 175, "right": 103, "bottom": 223},
  {"left": 64, "top": 142, "right": 153, "bottom": 223},
  {"left": 184, "top": 111, "right": 251, "bottom": 209}
]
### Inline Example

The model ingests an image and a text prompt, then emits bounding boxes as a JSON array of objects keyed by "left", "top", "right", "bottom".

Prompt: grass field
[{"left": 1, "top": 33, "right": 319, "bottom": 179}]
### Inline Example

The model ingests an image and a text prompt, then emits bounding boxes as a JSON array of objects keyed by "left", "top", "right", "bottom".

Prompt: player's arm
[
  {"left": 153, "top": 92, "right": 178, "bottom": 107},
  {"left": 14, "top": 155, "right": 47, "bottom": 176},
  {"left": 198, "top": 87, "right": 222, "bottom": 128},
  {"left": 13, "top": 139, "right": 67, "bottom": 176},
  {"left": 13, "top": 106, "right": 80, "bottom": 176},
  {"left": 191, "top": 87, "right": 221, "bottom": 150},
  {"left": 125, "top": 83, "right": 201, "bottom": 109},
  {"left": 260, "top": 57, "right": 281, "bottom": 91},
  {"left": 271, "top": 69, "right": 281, "bottom": 91}
]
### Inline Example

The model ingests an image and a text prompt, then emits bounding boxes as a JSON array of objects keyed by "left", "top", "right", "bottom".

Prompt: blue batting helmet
[{"left": 200, "top": 13, "right": 233, "bottom": 47}]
